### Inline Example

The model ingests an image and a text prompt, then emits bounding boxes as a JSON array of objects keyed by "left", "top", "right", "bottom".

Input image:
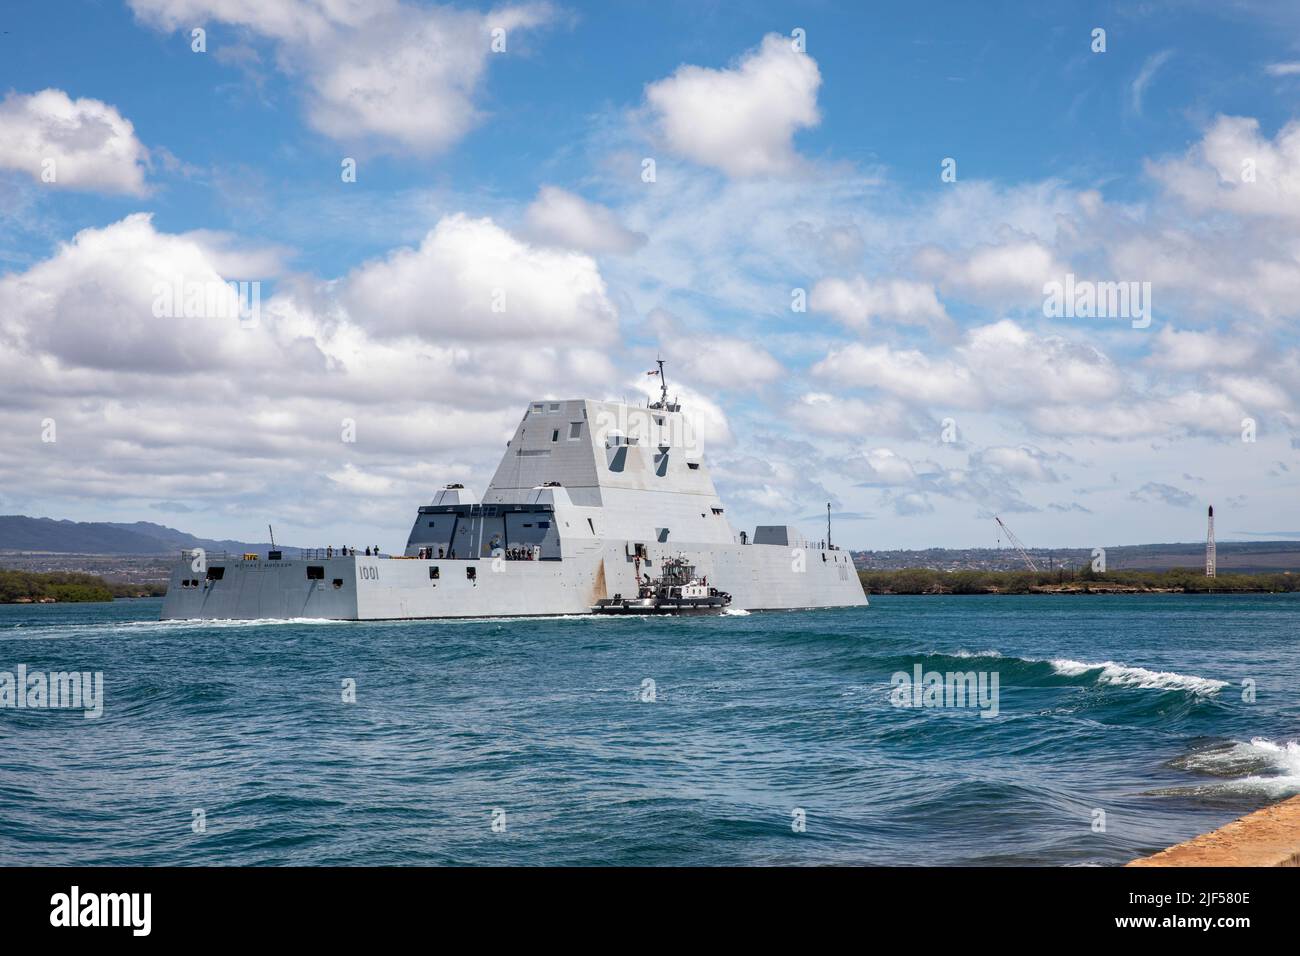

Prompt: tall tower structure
[{"left": 1206, "top": 505, "right": 1216, "bottom": 578}]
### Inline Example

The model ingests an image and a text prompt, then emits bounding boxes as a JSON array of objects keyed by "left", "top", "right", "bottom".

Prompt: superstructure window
[
  {"left": 568, "top": 422, "right": 582, "bottom": 439},
  {"left": 429, "top": 566, "right": 440, "bottom": 580},
  {"left": 687, "top": 462, "right": 700, "bottom": 470},
  {"left": 206, "top": 567, "right": 225, "bottom": 580},
  {"left": 306, "top": 566, "right": 324, "bottom": 580},
  {"left": 467, "top": 567, "right": 477, "bottom": 581},
  {"left": 551, "top": 429, "right": 559, "bottom": 442}
]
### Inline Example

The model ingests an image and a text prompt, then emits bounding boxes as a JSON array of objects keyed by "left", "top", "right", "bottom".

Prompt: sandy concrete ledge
[{"left": 1128, "top": 795, "right": 1300, "bottom": 867}]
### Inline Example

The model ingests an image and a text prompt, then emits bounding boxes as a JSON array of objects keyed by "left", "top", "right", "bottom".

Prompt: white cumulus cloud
[
  {"left": 342, "top": 213, "right": 619, "bottom": 342},
  {"left": 915, "top": 237, "right": 1066, "bottom": 303},
  {"left": 1149, "top": 114, "right": 1300, "bottom": 220},
  {"left": 1147, "top": 326, "right": 1259, "bottom": 371},
  {"left": 128, "top": 0, "right": 553, "bottom": 154},
  {"left": 643, "top": 33, "right": 820, "bottom": 177},
  {"left": 523, "top": 186, "right": 646, "bottom": 255},
  {"left": 0, "top": 89, "right": 149, "bottom": 195},
  {"left": 812, "top": 343, "right": 982, "bottom": 407},
  {"left": 810, "top": 275, "right": 949, "bottom": 332}
]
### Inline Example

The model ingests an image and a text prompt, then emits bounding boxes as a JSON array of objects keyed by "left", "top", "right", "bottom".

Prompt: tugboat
[{"left": 592, "top": 555, "right": 732, "bottom": 615}]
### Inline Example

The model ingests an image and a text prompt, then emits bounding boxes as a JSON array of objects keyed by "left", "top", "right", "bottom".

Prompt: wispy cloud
[
  {"left": 1129, "top": 482, "right": 1196, "bottom": 508},
  {"left": 1264, "top": 62, "right": 1300, "bottom": 76},
  {"left": 1131, "top": 50, "right": 1174, "bottom": 115}
]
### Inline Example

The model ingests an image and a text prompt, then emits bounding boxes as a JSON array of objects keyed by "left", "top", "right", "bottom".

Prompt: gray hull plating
[{"left": 161, "top": 396, "right": 867, "bottom": 620}]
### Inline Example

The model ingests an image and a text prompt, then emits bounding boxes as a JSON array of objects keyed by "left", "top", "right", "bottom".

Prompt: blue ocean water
[{"left": 1, "top": 594, "right": 1297, "bottom": 866}]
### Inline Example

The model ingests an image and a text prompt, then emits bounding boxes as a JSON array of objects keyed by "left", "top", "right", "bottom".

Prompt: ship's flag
[{"left": 646, "top": 369, "right": 660, "bottom": 376}]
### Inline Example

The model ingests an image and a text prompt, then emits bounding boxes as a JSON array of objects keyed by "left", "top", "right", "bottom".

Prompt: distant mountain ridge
[{"left": 0, "top": 516, "right": 296, "bottom": 555}]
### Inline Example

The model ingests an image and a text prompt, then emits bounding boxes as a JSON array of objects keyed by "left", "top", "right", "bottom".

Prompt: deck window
[
  {"left": 429, "top": 566, "right": 440, "bottom": 580},
  {"left": 206, "top": 567, "right": 225, "bottom": 580},
  {"left": 466, "top": 566, "right": 477, "bottom": 581},
  {"left": 569, "top": 421, "right": 582, "bottom": 439},
  {"left": 306, "top": 566, "right": 324, "bottom": 580}
]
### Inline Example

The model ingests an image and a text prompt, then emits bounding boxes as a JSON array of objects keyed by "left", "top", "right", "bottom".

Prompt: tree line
[
  {"left": 0, "top": 568, "right": 166, "bottom": 603},
  {"left": 858, "top": 566, "right": 1300, "bottom": 595}
]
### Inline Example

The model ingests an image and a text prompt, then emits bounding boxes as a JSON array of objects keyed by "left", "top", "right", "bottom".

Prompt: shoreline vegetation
[
  {"left": 0, "top": 568, "right": 166, "bottom": 604},
  {"left": 859, "top": 567, "right": 1300, "bottom": 595},
  {"left": 5, "top": 565, "right": 1298, "bottom": 604}
]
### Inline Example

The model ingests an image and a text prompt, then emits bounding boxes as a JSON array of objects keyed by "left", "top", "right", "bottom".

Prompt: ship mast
[{"left": 647, "top": 356, "right": 679, "bottom": 411}]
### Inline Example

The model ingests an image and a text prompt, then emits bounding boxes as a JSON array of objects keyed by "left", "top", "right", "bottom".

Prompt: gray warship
[{"left": 160, "top": 366, "right": 867, "bottom": 620}]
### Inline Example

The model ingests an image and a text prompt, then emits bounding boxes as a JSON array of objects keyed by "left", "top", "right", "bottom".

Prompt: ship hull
[{"left": 159, "top": 541, "right": 865, "bottom": 621}]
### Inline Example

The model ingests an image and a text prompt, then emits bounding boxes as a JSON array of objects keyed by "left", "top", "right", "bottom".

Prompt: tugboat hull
[{"left": 591, "top": 597, "right": 731, "bottom": 615}]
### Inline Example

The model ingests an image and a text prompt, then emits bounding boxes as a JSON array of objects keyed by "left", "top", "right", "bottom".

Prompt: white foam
[
  {"left": 1182, "top": 737, "right": 1300, "bottom": 774},
  {"left": 723, "top": 608, "right": 751, "bottom": 616},
  {"left": 1168, "top": 738, "right": 1300, "bottom": 798},
  {"left": 0, "top": 616, "right": 351, "bottom": 641},
  {"left": 1049, "top": 658, "right": 1227, "bottom": 695}
]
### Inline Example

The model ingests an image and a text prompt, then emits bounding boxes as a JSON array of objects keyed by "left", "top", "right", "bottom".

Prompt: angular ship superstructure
[{"left": 160, "top": 372, "right": 867, "bottom": 620}]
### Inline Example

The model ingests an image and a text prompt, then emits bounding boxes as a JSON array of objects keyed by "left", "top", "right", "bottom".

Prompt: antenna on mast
[
  {"left": 268, "top": 524, "right": 276, "bottom": 547},
  {"left": 827, "top": 502, "right": 832, "bottom": 550},
  {"left": 647, "top": 356, "right": 679, "bottom": 411}
]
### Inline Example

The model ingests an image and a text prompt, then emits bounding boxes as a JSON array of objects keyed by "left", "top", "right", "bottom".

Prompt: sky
[{"left": 1, "top": 0, "right": 1299, "bottom": 552}]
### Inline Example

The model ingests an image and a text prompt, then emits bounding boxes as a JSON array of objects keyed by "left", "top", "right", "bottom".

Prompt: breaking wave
[
  {"left": 1048, "top": 658, "right": 1227, "bottom": 696},
  {"left": 1155, "top": 738, "right": 1300, "bottom": 799},
  {"left": 897, "top": 650, "right": 1225, "bottom": 698}
]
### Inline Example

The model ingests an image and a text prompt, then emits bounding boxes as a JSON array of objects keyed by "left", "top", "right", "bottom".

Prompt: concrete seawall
[{"left": 1129, "top": 795, "right": 1300, "bottom": 866}]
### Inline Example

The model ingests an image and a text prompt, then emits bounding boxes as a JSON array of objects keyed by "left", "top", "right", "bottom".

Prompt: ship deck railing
[{"left": 175, "top": 548, "right": 383, "bottom": 562}]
